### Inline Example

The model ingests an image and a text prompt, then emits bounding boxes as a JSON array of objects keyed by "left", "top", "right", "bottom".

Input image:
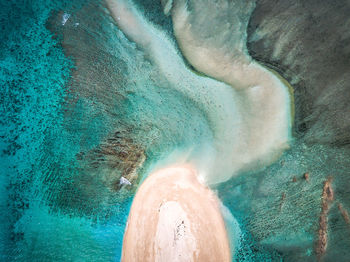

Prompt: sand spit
[{"left": 122, "top": 166, "right": 231, "bottom": 262}]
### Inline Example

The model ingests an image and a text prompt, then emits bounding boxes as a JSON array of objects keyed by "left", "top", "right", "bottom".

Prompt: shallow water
[
  {"left": 1, "top": 0, "right": 217, "bottom": 260},
  {"left": 1, "top": 0, "right": 348, "bottom": 261},
  {"left": 1, "top": 1, "right": 130, "bottom": 260}
]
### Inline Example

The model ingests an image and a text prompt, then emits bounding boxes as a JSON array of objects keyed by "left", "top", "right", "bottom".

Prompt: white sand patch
[{"left": 155, "top": 201, "right": 196, "bottom": 262}]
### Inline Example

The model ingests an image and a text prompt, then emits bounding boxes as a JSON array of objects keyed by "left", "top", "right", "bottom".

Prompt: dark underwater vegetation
[{"left": 1, "top": 0, "right": 350, "bottom": 261}]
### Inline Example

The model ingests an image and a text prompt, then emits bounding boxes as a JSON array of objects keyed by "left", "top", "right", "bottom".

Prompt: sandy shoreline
[{"left": 122, "top": 166, "right": 231, "bottom": 262}]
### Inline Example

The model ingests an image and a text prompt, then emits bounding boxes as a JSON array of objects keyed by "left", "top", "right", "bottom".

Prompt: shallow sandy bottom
[{"left": 122, "top": 166, "right": 231, "bottom": 262}]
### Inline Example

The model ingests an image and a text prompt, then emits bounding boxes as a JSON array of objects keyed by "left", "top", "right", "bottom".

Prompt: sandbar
[{"left": 122, "top": 166, "right": 231, "bottom": 262}]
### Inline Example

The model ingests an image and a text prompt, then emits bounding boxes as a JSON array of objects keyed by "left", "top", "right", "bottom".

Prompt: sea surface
[
  {"left": 2, "top": 0, "right": 350, "bottom": 261},
  {"left": 0, "top": 0, "right": 218, "bottom": 260}
]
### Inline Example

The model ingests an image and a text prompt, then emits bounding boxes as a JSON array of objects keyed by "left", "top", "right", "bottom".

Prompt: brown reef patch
[{"left": 315, "top": 177, "right": 334, "bottom": 260}]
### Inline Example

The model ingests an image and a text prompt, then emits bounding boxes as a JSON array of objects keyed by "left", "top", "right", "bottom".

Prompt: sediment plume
[
  {"left": 105, "top": 0, "right": 292, "bottom": 184},
  {"left": 167, "top": 0, "right": 292, "bottom": 181}
]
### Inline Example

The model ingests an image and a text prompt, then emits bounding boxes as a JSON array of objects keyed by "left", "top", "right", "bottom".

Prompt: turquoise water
[
  {"left": 0, "top": 0, "right": 130, "bottom": 260},
  {"left": 0, "top": 0, "right": 216, "bottom": 260},
  {"left": 2, "top": 0, "right": 348, "bottom": 261}
]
